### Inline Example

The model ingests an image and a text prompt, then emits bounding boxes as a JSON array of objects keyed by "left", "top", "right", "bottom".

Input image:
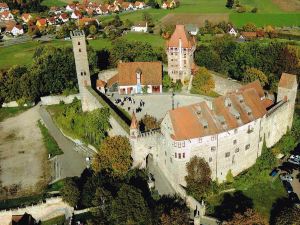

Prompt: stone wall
[
  {"left": 40, "top": 94, "right": 81, "bottom": 105},
  {"left": 0, "top": 197, "right": 73, "bottom": 225},
  {"left": 98, "top": 69, "right": 118, "bottom": 82},
  {"left": 212, "top": 73, "right": 242, "bottom": 95},
  {"left": 2, "top": 101, "right": 19, "bottom": 107}
]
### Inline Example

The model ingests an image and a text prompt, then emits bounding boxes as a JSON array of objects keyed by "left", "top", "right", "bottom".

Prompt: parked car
[
  {"left": 282, "top": 180, "right": 293, "bottom": 194},
  {"left": 288, "top": 158, "right": 300, "bottom": 166},
  {"left": 290, "top": 154, "right": 300, "bottom": 160},
  {"left": 269, "top": 168, "right": 279, "bottom": 177},
  {"left": 280, "top": 173, "right": 293, "bottom": 182}
]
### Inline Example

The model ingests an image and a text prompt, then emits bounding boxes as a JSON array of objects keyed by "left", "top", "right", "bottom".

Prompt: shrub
[
  {"left": 251, "top": 7, "right": 258, "bottom": 13},
  {"left": 226, "top": 170, "right": 234, "bottom": 183},
  {"left": 237, "top": 6, "right": 246, "bottom": 13}
]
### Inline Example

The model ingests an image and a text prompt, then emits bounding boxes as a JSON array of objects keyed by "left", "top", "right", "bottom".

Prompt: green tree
[
  {"left": 162, "top": 74, "right": 172, "bottom": 90},
  {"left": 112, "top": 15, "right": 122, "bottom": 27},
  {"left": 92, "top": 136, "right": 132, "bottom": 178},
  {"left": 142, "top": 12, "right": 153, "bottom": 25},
  {"left": 242, "top": 67, "right": 268, "bottom": 87},
  {"left": 110, "top": 184, "right": 151, "bottom": 225},
  {"left": 226, "top": 0, "right": 234, "bottom": 8},
  {"left": 242, "top": 22, "right": 257, "bottom": 32},
  {"left": 277, "top": 132, "right": 297, "bottom": 155},
  {"left": 291, "top": 113, "right": 300, "bottom": 140},
  {"left": 89, "top": 25, "right": 97, "bottom": 35},
  {"left": 61, "top": 177, "right": 80, "bottom": 207},
  {"left": 172, "top": 79, "right": 183, "bottom": 92},
  {"left": 191, "top": 67, "right": 215, "bottom": 94},
  {"left": 185, "top": 156, "right": 212, "bottom": 200},
  {"left": 226, "top": 169, "right": 234, "bottom": 183}
]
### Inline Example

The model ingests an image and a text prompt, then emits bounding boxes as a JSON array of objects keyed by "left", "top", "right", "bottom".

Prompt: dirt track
[{"left": 0, "top": 106, "right": 49, "bottom": 198}]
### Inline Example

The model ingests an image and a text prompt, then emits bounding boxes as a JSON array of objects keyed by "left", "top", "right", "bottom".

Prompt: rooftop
[
  {"left": 167, "top": 24, "right": 196, "bottom": 48},
  {"left": 278, "top": 73, "right": 298, "bottom": 89}
]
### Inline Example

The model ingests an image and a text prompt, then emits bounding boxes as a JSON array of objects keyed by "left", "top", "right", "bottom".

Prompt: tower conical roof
[{"left": 130, "top": 112, "right": 138, "bottom": 129}]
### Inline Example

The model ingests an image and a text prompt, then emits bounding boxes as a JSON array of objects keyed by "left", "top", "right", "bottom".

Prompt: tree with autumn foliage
[
  {"left": 226, "top": 208, "right": 268, "bottom": 225},
  {"left": 273, "top": 204, "right": 300, "bottom": 225},
  {"left": 139, "top": 114, "right": 160, "bottom": 132},
  {"left": 160, "top": 208, "right": 190, "bottom": 225},
  {"left": 191, "top": 67, "right": 215, "bottom": 95},
  {"left": 92, "top": 136, "right": 132, "bottom": 177},
  {"left": 185, "top": 156, "right": 212, "bottom": 200},
  {"left": 242, "top": 67, "right": 268, "bottom": 87}
]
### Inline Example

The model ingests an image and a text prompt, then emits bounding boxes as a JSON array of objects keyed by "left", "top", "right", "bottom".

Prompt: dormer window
[{"left": 136, "top": 68, "right": 142, "bottom": 84}]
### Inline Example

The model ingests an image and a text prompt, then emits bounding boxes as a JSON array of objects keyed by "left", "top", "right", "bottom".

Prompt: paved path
[{"left": 39, "top": 106, "right": 87, "bottom": 180}]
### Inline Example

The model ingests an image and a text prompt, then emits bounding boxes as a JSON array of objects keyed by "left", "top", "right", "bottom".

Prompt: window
[
  {"left": 78, "top": 41, "right": 80, "bottom": 45},
  {"left": 211, "top": 136, "right": 216, "bottom": 141},
  {"left": 198, "top": 138, "right": 202, "bottom": 143},
  {"left": 225, "top": 152, "right": 230, "bottom": 158},
  {"left": 182, "top": 142, "right": 185, "bottom": 147},
  {"left": 178, "top": 142, "right": 181, "bottom": 148},
  {"left": 80, "top": 72, "right": 83, "bottom": 76},
  {"left": 209, "top": 157, "right": 212, "bottom": 162},
  {"left": 79, "top": 48, "right": 81, "bottom": 52},
  {"left": 183, "top": 153, "right": 185, "bottom": 158},
  {"left": 234, "top": 129, "right": 238, "bottom": 134},
  {"left": 165, "top": 151, "right": 167, "bottom": 156},
  {"left": 211, "top": 146, "right": 216, "bottom": 152},
  {"left": 245, "top": 144, "right": 250, "bottom": 150},
  {"left": 233, "top": 140, "right": 237, "bottom": 145},
  {"left": 178, "top": 153, "right": 181, "bottom": 159},
  {"left": 84, "top": 72, "right": 86, "bottom": 75},
  {"left": 235, "top": 148, "right": 239, "bottom": 153},
  {"left": 175, "top": 153, "right": 177, "bottom": 158}
]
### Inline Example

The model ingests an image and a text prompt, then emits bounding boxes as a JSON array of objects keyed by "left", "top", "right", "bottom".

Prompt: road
[{"left": 39, "top": 105, "right": 87, "bottom": 181}]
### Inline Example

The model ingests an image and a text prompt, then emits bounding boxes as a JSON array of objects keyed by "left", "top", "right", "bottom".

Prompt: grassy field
[
  {"left": 41, "top": 215, "right": 65, "bottom": 225},
  {"left": 0, "top": 107, "right": 29, "bottom": 122},
  {"left": 38, "top": 120, "right": 63, "bottom": 157},
  {"left": 42, "top": 0, "right": 66, "bottom": 7},
  {"left": 123, "top": 32, "right": 165, "bottom": 48}
]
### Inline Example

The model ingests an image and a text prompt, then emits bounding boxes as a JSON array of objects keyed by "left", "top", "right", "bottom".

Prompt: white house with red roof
[
  {"left": 21, "top": 13, "right": 32, "bottom": 23},
  {"left": 66, "top": 4, "right": 77, "bottom": 12},
  {"left": 0, "top": 11, "right": 14, "bottom": 21},
  {"left": 6, "top": 24, "right": 23, "bottom": 36},
  {"left": 0, "top": 2, "right": 9, "bottom": 12},
  {"left": 59, "top": 13, "right": 69, "bottom": 23},
  {"left": 71, "top": 10, "right": 82, "bottom": 19},
  {"left": 131, "top": 21, "right": 148, "bottom": 32},
  {"left": 134, "top": 1, "right": 146, "bottom": 9}
]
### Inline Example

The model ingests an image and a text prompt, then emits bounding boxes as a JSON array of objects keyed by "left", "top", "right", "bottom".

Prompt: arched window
[
  {"left": 79, "top": 48, "right": 81, "bottom": 52},
  {"left": 78, "top": 41, "right": 80, "bottom": 45}
]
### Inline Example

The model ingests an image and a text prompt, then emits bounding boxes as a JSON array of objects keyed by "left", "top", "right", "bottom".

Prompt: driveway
[{"left": 39, "top": 106, "right": 87, "bottom": 181}]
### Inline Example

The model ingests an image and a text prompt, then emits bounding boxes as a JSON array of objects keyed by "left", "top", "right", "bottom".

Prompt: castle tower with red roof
[{"left": 166, "top": 25, "right": 196, "bottom": 83}]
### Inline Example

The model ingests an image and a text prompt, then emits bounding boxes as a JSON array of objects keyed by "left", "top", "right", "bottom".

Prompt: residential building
[
  {"left": 96, "top": 79, "right": 106, "bottom": 93},
  {"left": 0, "top": 2, "right": 9, "bottom": 12},
  {"left": 36, "top": 18, "right": 47, "bottom": 29},
  {"left": 107, "top": 62, "right": 163, "bottom": 95},
  {"left": 6, "top": 24, "right": 23, "bottom": 36},
  {"left": 228, "top": 27, "right": 238, "bottom": 36},
  {"left": 134, "top": 1, "right": 146, "bottom": 9},
  {"left": 121, "top": 2, "right": 134, "bottom": 10},
  {"left": 0, "top": 11, "right": 14, "bottom": 21},
  {"left": 166, "top": 24, "right": 196, "bottom": 82},
  {"left": 21, "top": 13, "right": 32, "bottom": 23},
  {"left": 131, "top": 21, "right": 148, "bottom": 32},
  {"left": 71, "top": 10, "right": 82, "bottom": 19}
]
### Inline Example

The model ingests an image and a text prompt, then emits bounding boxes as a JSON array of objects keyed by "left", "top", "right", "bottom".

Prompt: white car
[
  {"left": 290, "top": 155, "right": 300, "bottom": 160},
  {"left": 288, "top": 158, "right": 300, "bottom": 165},
  {"left": 280, "top": 173, "right": 293, "bottom": 182}
]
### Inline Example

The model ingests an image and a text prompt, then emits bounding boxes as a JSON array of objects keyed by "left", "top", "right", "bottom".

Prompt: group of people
[{"left": 114, "top": 96, "right": 146, "bottom": 114}]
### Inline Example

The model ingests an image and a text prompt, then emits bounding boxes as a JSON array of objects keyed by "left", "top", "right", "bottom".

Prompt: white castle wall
[{"left": 40, "top": 94, "right": 81, "bottom": 105}]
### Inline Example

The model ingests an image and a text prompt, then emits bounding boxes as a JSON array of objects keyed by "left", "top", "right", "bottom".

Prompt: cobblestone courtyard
[{"left": 110, "top": 93, "right": 213, "bottom": 120}]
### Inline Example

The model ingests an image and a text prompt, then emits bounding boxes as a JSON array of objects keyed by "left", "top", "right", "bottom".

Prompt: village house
[
  {"left": 58, "top": 13, "right": 69, "bottom": 23},
  {"left": 161, "top": 0, "right": 179, "bottom": 9},
  {"left": 49, "top": 6, "right": 63, "bottom": 15},
  {"left": 95, "top": 5, "right": 109, "bottom": 15},
  {"left": 161, "top": 1, "right": 169, "bottom": 9},
  {"left": 86, "top": 7, "right": 94, "bottom": 16},
  {"left": 96, "top": 79, "right": 107, "bottom": 94},
  {"left": 0, "top": 11, "right": 14, "bottom": 21},
  {"left": 0, "top": 2, "right": 9, "bottom": 12},
  {"left": 66, "top": 3, "right": 77, "bottom": 12},
  {"left": 109, "top": 4, "right": 120, "bottom": 13},
  {"left": 131, "top": 21, "right": 148, "bottom": 33},
  {"left": 21, "top": 13, "right": 32, "bottom": 23},
  {"left": 228, "top": 27, "right": 238, "bottom": 36},
  {"left": 71, "top": 10, "right": 82, "bottom": 19},
  {"left": 166, "top": 24, "right": 196, "bottom": 82},
  {"left": 5, "top": 23, "right": 23, "bottom": 36},
  {"left": 77, "top": 17, "right": 99, "bottom": 27},
  {"left": 47, "top": 16, "right": 57, "bottom": 26},
  {"left": 107, "top": 61, "right": 163, "bottom": 95},
  {"left": 121, "top": 2, "right": 134, "bottom": 11},
  {"left": 241, "top": 31, "right": 257, "bottom": 41},
  {"left": 134, "top": 1, "right": 146, "bottom": 9},
  {"left": 36, "top": 18, "right": 47, "bottom": 29}
]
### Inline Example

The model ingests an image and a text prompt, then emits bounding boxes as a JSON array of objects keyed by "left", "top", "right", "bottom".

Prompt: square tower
[
  {"left": 70, "top": 30, "right": 92, "bottom": 112},
  {"left": 166, "top": 25, "right": 196, "bottom": 83}
]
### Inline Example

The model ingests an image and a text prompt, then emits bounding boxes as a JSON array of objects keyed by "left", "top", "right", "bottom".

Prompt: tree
[
  {"left": 160, "top": 208, "right": 189, "bottom": 225},
  {"left": 242, "top": 22, "right": 257, "bottom": 32},
  {"left": 242, "top": 67, "right": 268, "bottom": 87},
  {"left": 162, "top": 74, "right": 172, "bottom": 90},
  {"left": 139, "top": 114, "right": 160, "bottom": 132},
  {"left": 227, "top": 209, "right": 268, "bottom": 225},
  {"left": 61, "top": 177, "right": 80, "bottom": 207},
  {"left": 185, "top": 156, "right": 212, "bottom": 200},
  {"left": 291, "top": 113, "right": 300, "bottom": 140},
  {"left": 191, "top": 67, "right": 215, "bottom": 95},
  {"left": 226, "top": 0, "right": 234, "bottom": 8},
  {"left": 89, "top": 25, "right": 97, "bottom": 35},
  {"left": 92, "top": 136, "right": 132, "bottom": 178},
  {"left": 226, "top": 169, "right": 234, "bottom": 183},
  {"left": 172, "top": 79, "right": 183, "bottom": 92},
  {"left": 110, "top": 184, "right": 151, "bottom": 225},
  {"left": 142, "top": 12, "right": 153, "bottom": 24},
  {"left": 111, "top": 15, "right": 122, "bottom": 27}
]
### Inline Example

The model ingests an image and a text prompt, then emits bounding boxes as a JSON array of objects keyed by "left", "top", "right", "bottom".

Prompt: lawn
[
  {"left": 41, "top": 0, "right": 67, "bottom": 7},
  {"left": 38, "top": 120, "right": 63, "bottom": 157},
  {"left": 0, "top": 40, "right": 71, "bottom": 69},
  {"left": 0, "top": 107, "right": 29, "bottom": 122},
  {"left": 123, "top": 32, "right": 165, "bottom": 49},
  {"left": 230, "top": 13, "right": 300, "bottom": 27},
  {"left": 41, "top": 215, "right": 65, "bottom": 225}
]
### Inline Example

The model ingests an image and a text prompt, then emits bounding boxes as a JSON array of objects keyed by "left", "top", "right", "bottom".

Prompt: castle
[{"left": 71, "top": 30, "right": 298, "bottom": 188}]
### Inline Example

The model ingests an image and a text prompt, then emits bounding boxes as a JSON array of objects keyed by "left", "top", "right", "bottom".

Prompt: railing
[{"left": 87, "top": 87, "right": 130, "bottom": 134}]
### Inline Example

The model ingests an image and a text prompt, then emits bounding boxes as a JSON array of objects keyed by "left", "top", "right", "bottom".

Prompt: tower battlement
[{"left": 70, "top": 30, "right": 85, "bottom": 38}]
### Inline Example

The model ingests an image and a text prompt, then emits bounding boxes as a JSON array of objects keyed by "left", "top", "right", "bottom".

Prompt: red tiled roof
[
  {"left": 169, "top": 82, "right": 268, "bottom": 141},
  {"left": 37, "top": 18, "right": 47, "bottom": 26},
  {"left": 0, "top": 3, "right": 8, "bottom": 8},
  {"left": 238, "top": 80, "right": 264, "bottom": 98},
  {"left": 114, "top": 62, "right": 162, "bottom": 86},
  {"left": 167, "top": 25, "right": 196, "bottom": 48},
  {"left": 0, "top": 11, "right": 12, "bottom": 18},
  {"left": 96, "top": 79, "right": 106, "bottom": 88},
  {"left": 278, "top": 73, "right": 297, "bottom": 89},
  {"left": 22, "top": 13, "right": 31, "bottom": 20}
]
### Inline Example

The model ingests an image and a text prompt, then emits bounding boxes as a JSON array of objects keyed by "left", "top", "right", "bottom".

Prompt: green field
[
  {"left": 123, "top": 32, "right": 165, "bottom": 48},
  {"left": 42, "top": 0, "right": 66, "bottom": 7}
]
